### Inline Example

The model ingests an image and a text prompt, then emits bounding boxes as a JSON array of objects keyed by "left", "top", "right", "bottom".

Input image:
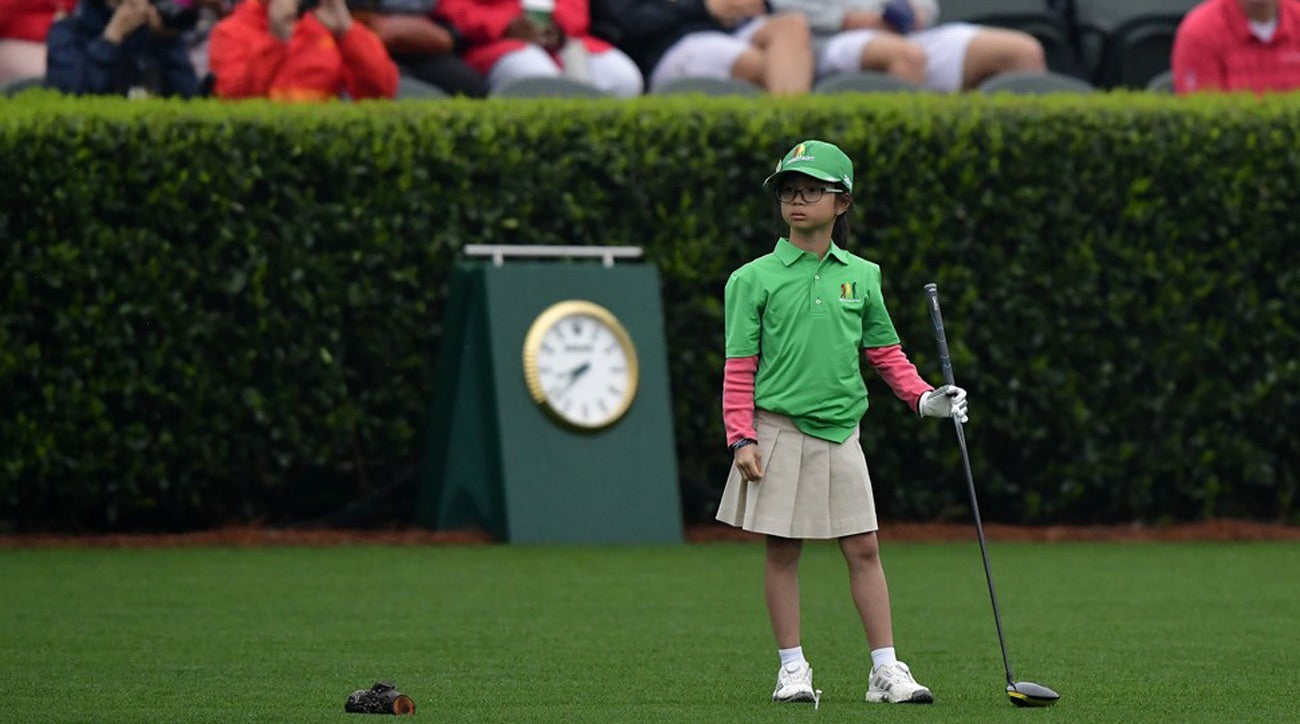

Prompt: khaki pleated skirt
[{"left": 716, "top": 410, "right": 879, "bottom": 539}]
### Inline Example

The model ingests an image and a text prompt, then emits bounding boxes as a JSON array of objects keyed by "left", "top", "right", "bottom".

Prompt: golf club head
[{"left": 1007, "top": 681, "right": 1059, "bottom": 707}]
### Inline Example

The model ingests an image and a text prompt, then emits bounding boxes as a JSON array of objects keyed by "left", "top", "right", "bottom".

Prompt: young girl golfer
[{"left": 717, "top": 139, "right": 968, "bottom": 705}]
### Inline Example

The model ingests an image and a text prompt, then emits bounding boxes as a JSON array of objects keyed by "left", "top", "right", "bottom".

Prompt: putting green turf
[{"left": 1, "top": 540, "right": 1297, "bottom": 723}]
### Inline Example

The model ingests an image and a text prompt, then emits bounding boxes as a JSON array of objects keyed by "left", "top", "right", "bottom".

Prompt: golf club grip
[{"left": 923, "top": 283, "right": 956, "bottom": 387}]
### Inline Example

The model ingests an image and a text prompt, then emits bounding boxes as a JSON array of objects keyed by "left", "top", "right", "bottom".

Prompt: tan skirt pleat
[{"left": 716, "top": 410, "right": 879, "bottom": 539}]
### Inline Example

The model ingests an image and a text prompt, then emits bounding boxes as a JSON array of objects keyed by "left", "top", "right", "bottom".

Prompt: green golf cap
[{"left": 763, "top": 140, "right": 854, "bottom": 192}]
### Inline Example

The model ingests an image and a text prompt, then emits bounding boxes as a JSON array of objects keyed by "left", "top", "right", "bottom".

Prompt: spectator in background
[
  {"left": 770, "top": 0, "right": 1045, "bottom": 91},
  {"left": 0, "top": 0, "right": 75, "bottom": 85},
  {"left": 208, "top": 0, "right": 399, "bottom": 100},
  {"left": 434, "top": 0, "right": 643, "bottom": 96},
  {"left": 45, "top": 0, "right": 199, "bottom": 96},
  {"left": 593, "top": 0, "right": 814, "bottom": 94},
  {"left": 183, "top": 0, "right": 233, "bottom": 89},
  {"left": 353, "top": 0, "right": 488, "bottom": 96},
  {"left": 1172, "top": 0, "right": 1300, "bottom": 93}
]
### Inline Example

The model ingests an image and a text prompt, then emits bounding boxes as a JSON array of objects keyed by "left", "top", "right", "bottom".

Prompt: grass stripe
[{"left": 2, "top": 541, "right": 1297, "bottom": 722}]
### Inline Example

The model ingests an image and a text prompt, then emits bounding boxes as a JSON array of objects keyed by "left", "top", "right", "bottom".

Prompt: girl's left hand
[{"left": 919, "top": 385, "right": 969, "bottom": 423}]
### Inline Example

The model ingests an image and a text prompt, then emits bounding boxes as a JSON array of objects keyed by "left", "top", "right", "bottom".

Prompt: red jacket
[
  {"left": 435, "top": 0, "right": 613, "bottom": 75},
  {"left": 1173, "top": 0, "right": 1300, "bottom": 93},
  {"left": 0, "top": 0, "right": 75, "bottom": 41},
  {"left": 209, "top": 0, "right": 399, "bottom": 101}
]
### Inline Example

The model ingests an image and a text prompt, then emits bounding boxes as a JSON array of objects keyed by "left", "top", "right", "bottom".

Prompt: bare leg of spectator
[
  {"left": 860, "top": 35, "right": 927, "bottom": 85},
  {"left": 0, "top": 40, "right": 48, "bottom": 84},
  {"left": 733, "top": 13, "right": 813, "bottom": 95},
  {"left": 959, "top": 28, "right": 1045, "bottom": 89}
]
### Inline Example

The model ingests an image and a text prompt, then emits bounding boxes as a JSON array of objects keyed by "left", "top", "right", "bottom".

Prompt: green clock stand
[{"left": 416, "top": 258, "right": 683, "bottom": 544}]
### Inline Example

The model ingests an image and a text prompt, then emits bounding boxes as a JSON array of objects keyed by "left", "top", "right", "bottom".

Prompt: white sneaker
[
  {"left": 866, "top": 661, "right": 934, "bottom": 704},
  {"left": 772, "top": 661, "right": 816, "bottom": 703}
]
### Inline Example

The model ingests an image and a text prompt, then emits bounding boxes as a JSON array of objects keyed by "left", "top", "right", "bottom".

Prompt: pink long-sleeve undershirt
[
  {"left": 722, "top": 356, "right": 759, "bottom": 446},
  {"left": 721, "top": 345, "right": 934, "bottom": 445},
  {"left": 864, "top": 344, "right": 933, "bottom": 413}
]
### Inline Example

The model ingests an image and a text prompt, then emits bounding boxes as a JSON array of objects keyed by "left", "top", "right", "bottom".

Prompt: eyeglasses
[{"left": 776, "top": 186, "right": 844, "bottom": 204}]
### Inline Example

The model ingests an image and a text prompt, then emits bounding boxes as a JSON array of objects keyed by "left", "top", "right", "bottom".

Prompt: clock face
[{"left": 522, "top": 300, "right": 639, "bottom": 430}]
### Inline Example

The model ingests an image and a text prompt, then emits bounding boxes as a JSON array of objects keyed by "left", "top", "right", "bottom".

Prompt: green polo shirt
[{"left": 724, "top": 238, "right": 901, "bottom": 443}]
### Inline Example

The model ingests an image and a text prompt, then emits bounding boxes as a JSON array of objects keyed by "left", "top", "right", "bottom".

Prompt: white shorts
[
  {"left": 489, "top": 43, "right": 644, "bottom": 98},
  {"left": 818, "top": 23, "right": 981, "bottom": 92},
  {"left": 648, "top": 17, "right": 768, "bottom": 91}
]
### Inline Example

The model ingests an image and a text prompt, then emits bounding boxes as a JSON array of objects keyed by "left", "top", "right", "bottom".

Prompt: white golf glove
[{"left": 919, "top": 384, "right": 968, "bottom": 423}]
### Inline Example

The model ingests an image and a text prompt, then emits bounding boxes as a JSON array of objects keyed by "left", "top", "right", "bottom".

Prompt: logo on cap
[{"left": 787, "top": 143, "right": 814, "bottom": 164}]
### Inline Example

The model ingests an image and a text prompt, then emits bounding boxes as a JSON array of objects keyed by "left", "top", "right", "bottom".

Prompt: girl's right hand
[{"left": 735, "top": 445, "right": 764, "bottom": 482}]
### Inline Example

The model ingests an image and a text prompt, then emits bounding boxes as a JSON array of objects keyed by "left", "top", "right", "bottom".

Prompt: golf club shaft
[{"left": 923, "top": 283, "right": 1016, "bottom": 688}]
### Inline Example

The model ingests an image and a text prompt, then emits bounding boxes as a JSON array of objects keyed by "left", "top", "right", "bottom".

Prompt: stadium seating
[
  {"left": 1146, "top": 68, "right": 1174, "bottom": 92},
  {"left": 977, "top": 69, "right": 1096, "bottom": 93},
  {"left": 489, "top": 76, "right": 609, "bottom": 98},
  {"left": 813, "top": 71, "right": 927, "bottom": 94},
  {"left": 1073, "top": 0, "right": 1199, "bottom": 88},
  {"left": 651, "top": 76, "right": 763, "bottom": 96},
  {"left": 396, "top": 75, "right": 449, "bottom": 100}
]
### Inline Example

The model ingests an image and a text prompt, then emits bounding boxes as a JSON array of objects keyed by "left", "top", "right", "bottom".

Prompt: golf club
[{"left": 923, "top": 282, "right": 1060, "bottom": 708}]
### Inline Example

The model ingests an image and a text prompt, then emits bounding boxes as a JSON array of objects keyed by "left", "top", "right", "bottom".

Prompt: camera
[{"left": 149, "top": 0, "right": 199, "bottom": 31}]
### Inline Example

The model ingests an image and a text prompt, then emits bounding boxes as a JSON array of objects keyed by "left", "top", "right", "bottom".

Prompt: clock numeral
[{"left": 607, "top": 385, "right": 622, "bottom": 397}]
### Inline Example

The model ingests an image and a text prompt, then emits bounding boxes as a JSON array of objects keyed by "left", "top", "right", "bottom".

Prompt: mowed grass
[{"left": 2, "top": 539, "right": 1298, "bottom": 723}]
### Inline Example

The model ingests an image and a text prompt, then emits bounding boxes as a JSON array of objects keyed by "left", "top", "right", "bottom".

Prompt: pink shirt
[{"left": 1172, "top": 0, "right": 1300, "bottom": 93}]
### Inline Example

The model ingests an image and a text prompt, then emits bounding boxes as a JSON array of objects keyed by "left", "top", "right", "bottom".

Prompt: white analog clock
[{"left": 522, "top": 300, "right": 639, "bottom": 431}]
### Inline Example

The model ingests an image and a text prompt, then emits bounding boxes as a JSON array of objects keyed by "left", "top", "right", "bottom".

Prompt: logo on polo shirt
[{"left": 839, "top": 282, "right": 859, "bottom": 301}]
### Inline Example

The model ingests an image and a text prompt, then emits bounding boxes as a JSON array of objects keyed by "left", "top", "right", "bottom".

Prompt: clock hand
[{"left": 555, "top": 361, "right": 592, "bottom": 399}]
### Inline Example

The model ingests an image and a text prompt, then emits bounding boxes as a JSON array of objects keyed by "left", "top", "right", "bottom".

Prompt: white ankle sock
[
  {"left": 871, "top": 646, "right": 897, "bottom": 669},
  {"left": 778, "top": 646, "right": 806, "bottom": 668}
]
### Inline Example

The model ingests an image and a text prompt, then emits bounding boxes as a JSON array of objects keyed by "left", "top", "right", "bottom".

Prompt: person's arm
[
  {"left": 207, "top": 6, "right": 292, "bottom": 97},
  {"left": 866, "top": 344, "right": 967, "bottom": 420},
  {"left": 722, "top": 356, "right": 759, "bottom": 446},
  {"left": 724, "top": 355, "right": 764, "bottom": 482},
  {"left": 1171, "top": 11, "right": 1224, "bottom": 93},
  {"left": 334, "top": 21, "right": 400, "bottom": 98},
  {"left": 722, "top": 268, "right": 765, "bottom": 442},
  {"left": 309, "top": 0, "right": 397, "bottom": 97},
  {"left": 45, "top": 20, "right": 101, "bottom": 93},
  {"left": 46, "top": 0, "right": 154, "bottom": 95},
  {"left": 434, "top": 0, "right": 519, "bottom": 43},
  {"left": 863, "top": 344, "right": 931, "bottom": 412}
]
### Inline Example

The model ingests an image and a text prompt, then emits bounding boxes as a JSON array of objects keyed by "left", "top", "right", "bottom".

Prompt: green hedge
[{"left": 3, "top": 91, "right": 1298, "bottom": 532}]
